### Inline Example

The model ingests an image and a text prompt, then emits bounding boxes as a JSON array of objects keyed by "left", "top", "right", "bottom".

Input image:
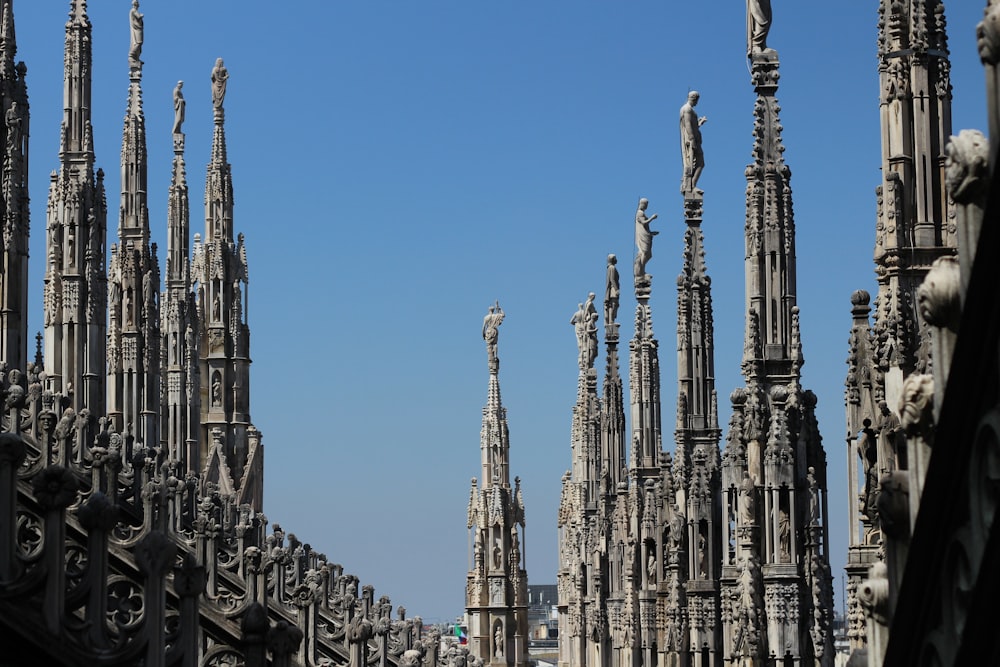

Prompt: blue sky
[{"left": 14, "top": 2, "right": 988, "bottom": 622}]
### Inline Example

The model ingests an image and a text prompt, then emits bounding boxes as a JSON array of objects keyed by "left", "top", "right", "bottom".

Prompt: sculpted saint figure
[
  {"left": 173, "top": 81, "right": 186, "bottom": 134},
  {"left": 482, "top": 301, "right": 504, "bottom": 368},
  {"left": 679, "top": 91, "right": 707, "bottom": 195},
  {"left": 211, "top": 58, "right": 229, "bottom": 109},
  {"left": 605, "top": 254, "right": 620, "bottom": 323},
  {"left": 5, "top": 102, "right": 20, "bottom": 154},
  {"left": 128, "top": 1, "right": 143, "bottom": 69},
  {"left": 571, "top": 303, "right": 588, "bottom": 359},
  {"left": 738, "top": 471, "right": 755, "bottom": 525},
  {"left": 494, "top": 625, "right": 503, "bottom": 657},
  {"left": 746, "top": 0, "right": 773, "bottom": 56},
  {"left": 633, "top": 198, "right": 659, "bottom": 278}
]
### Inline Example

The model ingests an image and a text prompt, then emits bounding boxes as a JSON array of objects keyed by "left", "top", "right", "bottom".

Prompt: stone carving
[
  {"left": 633, "top": 198, "right": 659, "bottom": 279},
  {"left": 5, "top": 102, "right": 20, "bottom": 155},
  {"left": 680, "top": 91, "right": 707, "bottom": 196},
  {"left": 738, "top": 471, "right": 755, "bottom": 525},
  {"left": 128, "top": 0, "right": 143, "bottom": 69},
  {"left": 746, "top": 0, "right": 773, "bottom": 56},
  {"left": 945, "top": 129, "right": 988, "bottom": 204},
  {"left": 482, "top": 301, "right": 504, "bottom": 371},
  {"left": 211, "top": 58, "right": 229, "bottom": 109},
  {"left": 494, "top": 622, "right": 503, "bottom": 657},
  {"left": 571, "top": 295, "right": 598, "bottom": 370},
  {"left": 172, "top": 81, "right": 185, "bottom": 135},
  {"left": 857, "top": 418, "right": 879, "bottom": 521},
  {"left": 605, "top": 254, "right": 620, "bottom": 323},
  {"left": 899, "top": 374, "right": 934, "bottom": 437},
  {"left": 807, "top": 466, "right": 820, "bottom": 527}
]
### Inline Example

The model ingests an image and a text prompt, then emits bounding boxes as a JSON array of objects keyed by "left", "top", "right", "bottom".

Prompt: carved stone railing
[{"left": 0, "top": 365, "right": 431, "bottom": 666}]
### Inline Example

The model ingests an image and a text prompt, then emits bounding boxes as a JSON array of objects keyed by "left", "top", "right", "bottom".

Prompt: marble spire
[
  {"left": 0, "top": 0, "right": 29, "bottom": 372},
  {"left": 718, "top": 6, "right": 834, "bottom": 664},
  {"left": 161, "top": 78, "right": 200, "bottom": 473},
  {"left": 191, "top": 60, "right": 261, "bottom": 510},
  {"left": 43, "top": 0, "right": 108, "bottom": 414},
  {"left": 467, "top": 303, "right": 529, "bottom": 667},
  {"left": 107, "top": 0, "right": 160, "bottom": 447}
]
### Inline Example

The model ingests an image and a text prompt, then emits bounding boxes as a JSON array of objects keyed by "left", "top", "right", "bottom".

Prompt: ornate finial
[
  {"left": 211, "top": 57, "right": 228, "bottom": 119},
  {"left": 633, "top": 197, "right": 659, "bottom": 281},
  {"left": 128, "top": 0, "right": 143, "bottom": 73},
  {"left": 680, "top": 91, "right": 706, "bottom": 197},
  {"left": 482, "top": 301, "right": 504, "bottom": 374}
]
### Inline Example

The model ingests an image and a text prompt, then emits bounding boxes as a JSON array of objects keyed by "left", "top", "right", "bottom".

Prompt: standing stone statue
[
  {"left": 605, "top": 254, "right": 620, "bottom": 323},
  {"left": 172, "top": 81, "right": 186, "bottom": 134},
  {"left": 211, "top": 58, "right": 229, "bottom": 110},
  {"left": 633, "top": 198, "right": 659, "bottom": 279},
  {"left": 679, "top": 91, "right": 707, "bottom": 196},
  {"left": 746, "top": 0, "right": 773, "bottom": 56},
  {"left": 482, "top": 301, "right": 504, "bottom": 370},
  {"left": 738, "top": 471, "right": 755, "bottom": 526},
  {"left": 128, "top": 0, "right": 143, "bottom": 69},
  {"left": 5, "top": 102, "right": 20, "bottom": 155},
  {"left": 571, "top": 302, "right": 588, "bottom": 364}
]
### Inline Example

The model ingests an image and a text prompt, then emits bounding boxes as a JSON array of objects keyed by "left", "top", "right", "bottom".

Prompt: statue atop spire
[
  {"left": 128, "top": 0, "right": 143, "bottom": 72},
  {"left": 746, "top": 0, "right": 773, "bottom": 58},
  {"left": 482, "top": 301, "right": 504, "bottom": 374},
  {"left": 211, "top": 58, "right": 228, "bottom": 111},
  {"left": 633, "top": 197, "right": 659, "bottom": 281},
  {"left": 679, "top": 91, "right": 707, "bottom": 196},
  {"left": 173, "top": 80, "right": 185, "bottom": 135}
]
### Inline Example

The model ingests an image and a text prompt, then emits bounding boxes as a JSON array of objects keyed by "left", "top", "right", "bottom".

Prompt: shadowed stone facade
[{"left": 841, "top": 2, "right": 958, "bottom": 663}]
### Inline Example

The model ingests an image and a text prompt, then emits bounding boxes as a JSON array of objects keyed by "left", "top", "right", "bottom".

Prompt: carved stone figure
[
  {"left": 494, "top": 624, "right": 503, "bottom": 657},
  {"left": 778, "top": 509, "right": 790, "bottom": 561},
  {"left": 633, "top": 198, "right": 659, "bottom": 278},
  {"left": 571, "top": 302, "right": 587, "bottom": 357},
  {"left": 858, "top": 419, "right": 879, "bottom": 521},
  {"left": 5, "top": 102, "right": 20, "bottom": 154},
  {"left": 128, "top": 0, "right": 143, "bottom": 69},
  {"left": 605, "top": 254, "right": 620, "bottom": 323},
  {"left": 746, "top": 0, "right": 772, "bottom": 56},
  {"left": 173, "top": 81, "right": 186, "bottom": 135},
  {"left": 807, "top": 466, "right": 820, "bottom": 526},
  {"left": 211, "top": 58, "right": 229, "bottom": 109},
  {"left": 482, "top": 302, "right": 504, "bottom": 370},
  {"left": 738, "top": 472, "right": 755, "bottom": 526},
  {"left": 680, "top": 91, "right": 707, "bottom": 195}
]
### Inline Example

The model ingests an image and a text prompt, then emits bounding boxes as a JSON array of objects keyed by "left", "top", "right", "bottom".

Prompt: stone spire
[
  {"left": 107, "top": 0, "right": 159, "bottom": 448},
  {"left": 0, "top": 0, "right": 29, "bottom": 372},
  {"left": 627, "top": 197, "right": 666, "bottom": 667},
  {"left": 191, "top": 59, "right": 261, "bottom": 510},
  {"left": 43, "top": 0, "right": 108, "bottom": 414},
  {"left": 675, "top": 191, "right": 723, "bottom": 662},
  {"left": 161, "top": 80, "right": 200, "bottom": 473},
  {"left": 843, "top": 1, "right": 957, "bottom": 659},
  {"left": 467, "top": 304, "right": 528, "bottom": 667},
  {"left": 601, "top": 254, "right": 626, "bottom": 499},
  {"left": 717, "top": 12, "right": 833, "bottom": 664}
]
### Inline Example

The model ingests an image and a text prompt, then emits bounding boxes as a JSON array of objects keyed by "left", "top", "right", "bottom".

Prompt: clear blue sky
[{"left": 15, "top": 2, "right": 988, "bottom": 622}]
